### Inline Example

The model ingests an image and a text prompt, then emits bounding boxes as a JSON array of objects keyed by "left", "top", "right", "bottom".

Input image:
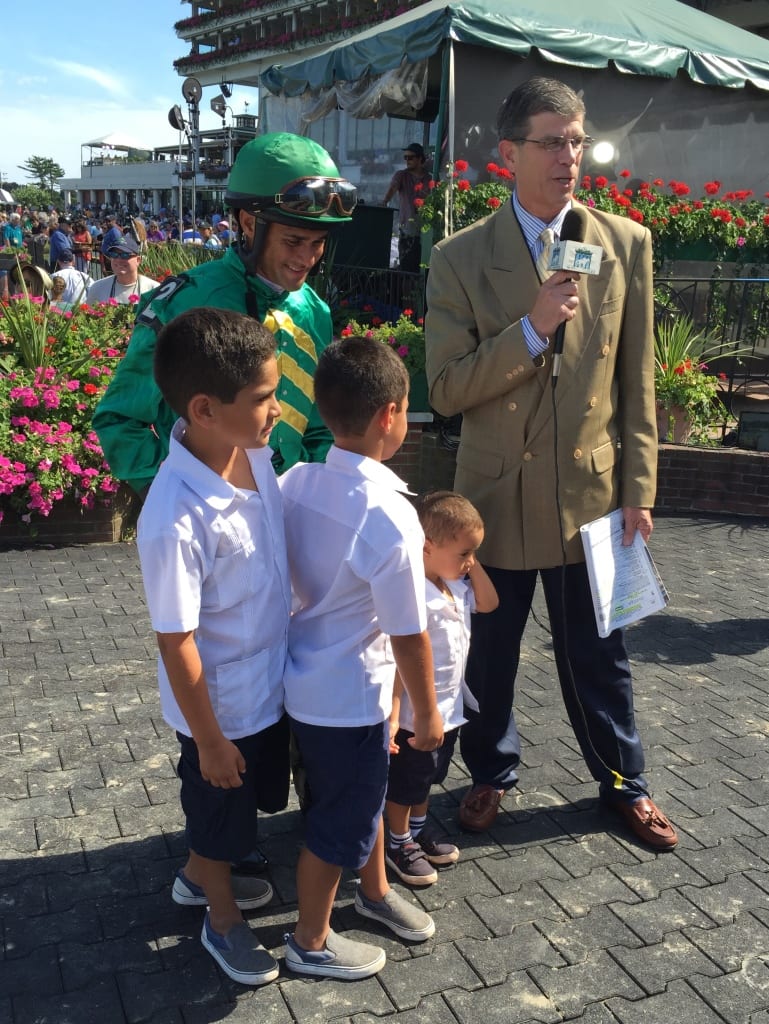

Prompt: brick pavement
[{"left": 1, "top": 513, "right": 769, "bottom": 1024}]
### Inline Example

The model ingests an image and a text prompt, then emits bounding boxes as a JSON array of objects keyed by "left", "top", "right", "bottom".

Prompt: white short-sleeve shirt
[
  {"left": 137, "top": 420, "right": 291, "bottom": 739},
  {"left": 397, "top": 577, "right": 478, "bottom": 733},
  {"left": 280, "top": 446, "right": 427, "bottom": 727}
]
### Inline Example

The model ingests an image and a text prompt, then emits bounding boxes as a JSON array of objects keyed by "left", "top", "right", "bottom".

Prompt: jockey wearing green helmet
[
  {"left": 94, "top": 132, "right": 357, "bottom": 495},
  {"left": 225, "top": 133, "right": 357, "bottom": 277}
]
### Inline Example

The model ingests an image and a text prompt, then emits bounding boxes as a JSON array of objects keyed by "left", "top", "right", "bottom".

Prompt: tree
[
  {"left": 17, "top": 156, "right": 65, "bottom": 200},
  {"left": 13, "top": 184, "right": 53, "bottom": 211}
]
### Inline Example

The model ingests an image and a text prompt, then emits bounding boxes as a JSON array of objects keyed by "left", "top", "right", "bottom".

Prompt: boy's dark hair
[
  {"left": 414, "top": 490, "right": 484, "bottom": 545},
  {"left": 314, "top": 335, "right": 410, "bottom": 436},
  {"left": 154, "top": 307, "right": 277, "bottom": 419},
  {"left": 496, "top": 76, "right": 585, "bottom": 142}
]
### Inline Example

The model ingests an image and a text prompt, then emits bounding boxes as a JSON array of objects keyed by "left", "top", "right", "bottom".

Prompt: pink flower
[{"left": 397, "top": 345, "right": 409, "bottom": 357}]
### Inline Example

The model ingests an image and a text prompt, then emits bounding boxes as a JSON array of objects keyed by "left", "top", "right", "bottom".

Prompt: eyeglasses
[
  {"left": 268, "top": 176, "right": 358, "bottom": 217},
  {"left": 106, "top": 248, "right": 138, "bottom": 259},
  {"left": 512, "top": 135, "right": 593, "bottom": 153}
]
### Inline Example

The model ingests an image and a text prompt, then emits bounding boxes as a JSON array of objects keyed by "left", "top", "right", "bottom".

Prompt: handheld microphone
[{"left": 549, "top": 206, "right": 598, "bottom": 383}]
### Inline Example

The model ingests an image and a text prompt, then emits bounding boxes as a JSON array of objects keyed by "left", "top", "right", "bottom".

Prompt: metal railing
[{"left": 654, "top": 272, "right": 769, "bottom": 413}]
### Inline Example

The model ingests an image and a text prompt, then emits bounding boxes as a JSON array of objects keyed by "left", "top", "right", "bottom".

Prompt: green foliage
[
  {"left": 0, "top": 288, "right": 136, "bottom": 374},
  {"left": 339, "top": 310, "right": 425, "bottom": 378},
  {"left": 416, "top": 159, "right": 513, "bottom": 239},
  {"left": 653, "top": 316, "right": 731, "bottom": 442},
  {"left": 11, "top": 184, "right": 52, "bottom": 211},
  {"left": 0, "top": 301, "right": 134, "bottom": 523},
  {"left": 17, "top": 155, "right": 65, "bottom": 198},
  {"left": 140, "top": 240, "right": 223, "bottom": 280},
  {"left": 576, "top": 172, "right": 769, "bottom": 268}
]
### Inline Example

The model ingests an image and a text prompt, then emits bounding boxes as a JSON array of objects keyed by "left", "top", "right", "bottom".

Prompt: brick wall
[
  {"left": 0, "top": 488, "right": 140, "bottom": 549},
  {"left": 391, "top": 424, "right": 769, "bottom": 518},
  {"left": 656, "top": 443, "right": 769, "bottom": 516}
]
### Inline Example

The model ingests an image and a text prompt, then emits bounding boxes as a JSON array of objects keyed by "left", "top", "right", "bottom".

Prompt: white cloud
[{"left": 45, "top": 59, "right": 127, "bottom": 98}]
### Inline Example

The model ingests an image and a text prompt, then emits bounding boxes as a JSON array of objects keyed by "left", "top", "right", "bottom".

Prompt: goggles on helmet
[{"left": 261, "top": 176, "right": 358, "bottom": 218}]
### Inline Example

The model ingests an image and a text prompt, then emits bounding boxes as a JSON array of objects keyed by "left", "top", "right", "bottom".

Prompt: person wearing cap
[
  {"left": 383, "top": 142, "right": 431, "bottom": 273},
  {"left": 51, "top": 248, "right": 93, "bottom": 307},
  {"left": 86, "top": 234, "right": 159, "bottom": 306},
  {"left": 100, "top": 213, "right": 123, "bottom": 255},
  {"left": 94, "top": 131, "right": 357, "bottom": 497},
  {"left": 199, "top": 222, "right": 221, "bottom": 249},
  {"left": 215, "top": 219, "right": 232, "bottom": 245}
]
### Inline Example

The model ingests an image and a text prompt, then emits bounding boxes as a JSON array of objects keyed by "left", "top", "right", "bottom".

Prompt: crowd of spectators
[{"left": 0, "top": 203, "right": 233, "bottom": 301}]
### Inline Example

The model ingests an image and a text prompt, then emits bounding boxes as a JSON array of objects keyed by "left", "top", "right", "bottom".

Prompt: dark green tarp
[{"left": 261, "top": 0, "right": 769, "bottom": 96}]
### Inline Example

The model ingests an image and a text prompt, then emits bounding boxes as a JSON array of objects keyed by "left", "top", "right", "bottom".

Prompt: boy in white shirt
[
  {"left": 137, "top": 307, "right": 290, "bottom": 987},
  {"left": 280, "top": 336, "right": 444, "bottom": 980},
  {"left": 385, "top": 491, "right": 499, "bottom": 885}
]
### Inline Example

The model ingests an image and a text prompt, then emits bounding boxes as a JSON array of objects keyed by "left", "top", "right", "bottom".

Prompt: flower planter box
[{"left": 0, "top": 487, "right": 139, "bottom": 549}]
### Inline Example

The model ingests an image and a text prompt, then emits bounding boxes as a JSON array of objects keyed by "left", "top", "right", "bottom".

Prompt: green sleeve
[{"left": 93, "top": 316, "right": 176, "bottom": 495}]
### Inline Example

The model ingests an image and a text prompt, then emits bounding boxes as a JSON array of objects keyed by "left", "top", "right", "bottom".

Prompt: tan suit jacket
[{"left": 425, "top": 201, "right": 657, "bottom": 570}]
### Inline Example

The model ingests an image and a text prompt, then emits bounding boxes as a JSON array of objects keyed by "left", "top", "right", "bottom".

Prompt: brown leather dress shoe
[
  {"left": 606, "top": 796, "right": 678, "bottom": 850},
  {"left": 458, "top": 784, "right": 504, "bottom": 832}
]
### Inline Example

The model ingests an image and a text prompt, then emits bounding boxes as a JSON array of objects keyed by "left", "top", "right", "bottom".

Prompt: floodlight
[
  {"left": 210, "top": 95, "right": 227, "bottom": 119},
  {"left": 168, "top": 105, "right": 186, "bottom": 132}
]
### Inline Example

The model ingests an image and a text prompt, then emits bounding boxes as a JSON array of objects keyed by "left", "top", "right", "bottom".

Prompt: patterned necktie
[{"left": 536, "top": 227, "right": 554, "bottom": 280}]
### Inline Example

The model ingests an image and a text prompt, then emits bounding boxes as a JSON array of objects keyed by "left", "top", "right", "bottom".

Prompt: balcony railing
[{"left": 174, "top": 0, "right": 424, "bottom": 70}]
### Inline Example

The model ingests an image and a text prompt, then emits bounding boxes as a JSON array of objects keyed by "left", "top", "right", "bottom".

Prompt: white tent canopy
[
  {"left": 82, "top": 132, "right": 153, "bottom": 151},
  {"left": 0, "top": 188, "right": 15, "bottom": 204}
]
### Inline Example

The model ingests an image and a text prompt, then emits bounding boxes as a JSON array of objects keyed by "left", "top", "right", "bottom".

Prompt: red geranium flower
[
  {"left": 454, "top": 159, "right": 469, "bottom": 172},
  {"left": 704, "top": 181, "right": 721, "bottom": 195},
  {"left": 620, "top": 169, "right": 631, "bottom": 178}
]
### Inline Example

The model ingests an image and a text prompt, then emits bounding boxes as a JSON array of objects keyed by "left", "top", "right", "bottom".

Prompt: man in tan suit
[{"left": 425, "top": 77, "right": 677, "bottom": 850}]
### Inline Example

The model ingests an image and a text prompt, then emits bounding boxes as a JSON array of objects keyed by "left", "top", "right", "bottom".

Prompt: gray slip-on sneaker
[
  {"left": 172, "top": 868, "right": 273, "bottom": 910},
  {"left": 201, "top": 915, "right": 279, "bottom": 986},
  {"left": 284, "top": 929, "right": 386, "bottom": 979},
  {"left": 354, "top": 887, "right": 435, "bottom": 941}
]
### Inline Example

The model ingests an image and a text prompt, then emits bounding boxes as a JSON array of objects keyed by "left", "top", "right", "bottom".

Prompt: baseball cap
[
  {"left": 57, "top": 248, "right": 74, "bottom": 263},
  {"left": 105, "top": 234, "right": 140, "bottom": 258},
  {"left": 218, "top": 219, "right": 229, "bottom": 228}
]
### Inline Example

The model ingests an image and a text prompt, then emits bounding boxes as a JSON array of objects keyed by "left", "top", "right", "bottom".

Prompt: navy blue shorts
[
  {"left": 176, "top": 715, "right": 289, "bottom": 863},
  {"left": 386, "top": 726, "right": 459, "bottom": 806},
  {"left": 290, "top": 718, "right": 389, "bottom": 870}
]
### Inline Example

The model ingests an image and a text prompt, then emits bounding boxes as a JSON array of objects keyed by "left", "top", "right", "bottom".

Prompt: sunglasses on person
[
  {"left": 264, "top": 176, "right": 358, "bottom": 217},
  {"left": 106, "top": 247, "right": 138, "bottom": 259}
]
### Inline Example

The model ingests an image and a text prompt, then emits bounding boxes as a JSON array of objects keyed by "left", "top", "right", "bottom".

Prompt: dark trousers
[
  {"left": 460, "top": 563, "right": 647, "bottom": 801},
  {"left": 398, "top": 232, "right": 421, "bottom": 274}
]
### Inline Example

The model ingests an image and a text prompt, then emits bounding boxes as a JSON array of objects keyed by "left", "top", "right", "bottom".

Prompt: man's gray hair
[{"left": 496, "top": 77, "right": 585, "bottom": 142}]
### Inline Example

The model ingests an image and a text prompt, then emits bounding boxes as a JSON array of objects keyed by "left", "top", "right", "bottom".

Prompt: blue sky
[{"left": 0, "top": 0, "right": 259, "bottom": 185}]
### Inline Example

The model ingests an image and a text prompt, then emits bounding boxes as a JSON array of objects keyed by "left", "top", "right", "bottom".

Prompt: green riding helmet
[{"left": 225, "top": 132, "right": 357, "bottom": 226}]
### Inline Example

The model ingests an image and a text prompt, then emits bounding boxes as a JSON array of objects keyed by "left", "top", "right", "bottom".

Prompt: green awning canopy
[{"left": 261, "top": 0, "right": 769, "bottom": 96}]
